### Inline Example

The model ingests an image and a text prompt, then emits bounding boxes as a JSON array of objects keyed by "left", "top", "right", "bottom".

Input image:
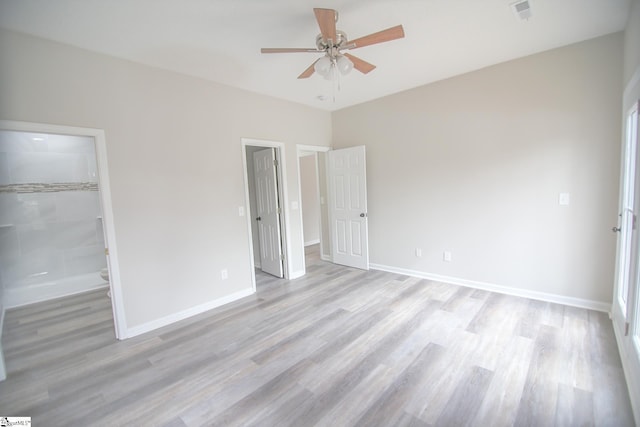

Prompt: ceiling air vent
[{"left": 511, "top": 0, "right": 532, "bottom": 20}]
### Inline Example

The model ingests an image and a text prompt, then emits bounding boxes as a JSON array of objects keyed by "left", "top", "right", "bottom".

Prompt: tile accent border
[{"left": 0, "top": 182, "right": 98, "bottom": 194}]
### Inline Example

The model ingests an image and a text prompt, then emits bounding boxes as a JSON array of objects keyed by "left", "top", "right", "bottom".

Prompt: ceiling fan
[{"left": 261, "top": 8, "right": 405, "bottom": 80}]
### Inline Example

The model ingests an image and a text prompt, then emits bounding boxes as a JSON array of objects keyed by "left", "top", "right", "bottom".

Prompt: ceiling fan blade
[
  {"left": 314, "top": 8, "right": 337, "bottom": 43},
  {"left": 347, "top": 25, "right": 405, "bottom": 49},
  {"left": 298, "top": 60, "right": 319, "bottom": 79},
  {"left": 261, "top": 48, "right": 320, "bottom": 54},
  {"left": 343, "top": 53, "right": 376, "bottom": 74}
]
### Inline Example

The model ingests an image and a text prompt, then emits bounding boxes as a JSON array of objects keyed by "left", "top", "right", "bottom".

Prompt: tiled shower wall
[{"left": 0, "top": 131, "right": 107, "bottom": 300}]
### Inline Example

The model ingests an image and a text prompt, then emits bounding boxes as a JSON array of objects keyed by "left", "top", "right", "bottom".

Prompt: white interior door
[
  {"left": 613, "top": 100, "right": 640, "bottom": 418},
  {"left": 253, "top": 148, "right": 284, "bottom": 278},
  {"left": 328, "top": 145, "right": 369, "bottom": 270}
]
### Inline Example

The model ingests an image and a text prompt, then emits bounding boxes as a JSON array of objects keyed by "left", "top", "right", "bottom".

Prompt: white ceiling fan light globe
[
  {"left": 336, "top": 55, "right": 354, "bottom": 75},
  {"left": 314, "top": 56, "right": 332, "bottom": 77}
]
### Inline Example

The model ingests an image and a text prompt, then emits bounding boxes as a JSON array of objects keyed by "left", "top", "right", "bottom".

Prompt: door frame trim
[
  {"left": 613, "top": 101, "right": 639, "bottom": 321},
  {"left": 613, "top": 64, "right": 640, "bottom": 424},
  {"left": 0, "top": 120, "right": 127, "bottom": 340},
  {"left": 241, "top": 138, "right": 291, "bottom": 289}
]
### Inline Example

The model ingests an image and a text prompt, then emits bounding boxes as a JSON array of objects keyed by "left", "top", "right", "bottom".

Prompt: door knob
[
  {"left": 360, "top": 213, "right": 367, "bottom": 218},
  {"left": 256, "top": 217, "right": 261, "bottom": 221},
  {"left": 612, "top": 226, "right": 621, "bottom": 232}
]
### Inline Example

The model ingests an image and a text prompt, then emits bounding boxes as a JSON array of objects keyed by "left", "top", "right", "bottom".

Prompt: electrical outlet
[
  {"left": 443, "top": 251, "right": 452, "bottom": 262},
  {"left": 221, "top": 269, "right": 228, "bottom": 280},
  {"left": 415, "top": 248, "right": 422, "bottom": 257}
]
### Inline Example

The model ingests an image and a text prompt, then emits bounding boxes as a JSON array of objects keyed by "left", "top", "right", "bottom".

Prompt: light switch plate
[
  {"left": 238, "top": 206, "right": 245, "bottom": 217},
  {"left": 292, "top": 201, "right": 299, "bottom": 210},
  {"left": 559, "top": 193, "right": 570, "bottom": 206}
]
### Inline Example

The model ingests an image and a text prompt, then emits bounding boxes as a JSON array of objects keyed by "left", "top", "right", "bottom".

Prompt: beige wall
[
  {"left": 333, "top": 33, "right": 624, "bottom": 305},
  {"left": 299, "top": 154, "right": 320, "bottom": 245},
  {"left": 317, "top": 152, "right": 331, "bottom": 259},
  {"left": 624, "top": 0, "right": 640, "bottom": 87},
  {"left": 0, "top": 30, "right": 331, "bottom": 330}
]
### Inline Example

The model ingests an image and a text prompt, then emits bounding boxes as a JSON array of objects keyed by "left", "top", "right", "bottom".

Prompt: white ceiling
[{"left": 0, "top": 0, "right": 632, "bottom": 111}]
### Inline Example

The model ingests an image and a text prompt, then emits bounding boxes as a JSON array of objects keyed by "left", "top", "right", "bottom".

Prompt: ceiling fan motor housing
[{"left": 316, "top": 30, "right": 349, "bottom": 52}]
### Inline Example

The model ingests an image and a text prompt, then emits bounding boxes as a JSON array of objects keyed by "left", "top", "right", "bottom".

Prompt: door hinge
[
  {"left": 273, "top": 159, "right": 279, "bottom": 167},
  {"left": 625, "top": 321, "right": 630, "bottom": 336},
  {"left": 277, "top": 207, "right": 281, "bottom": 214},
  {"left": 280, "top": 254, "right": 285, "bottom": 261},
  {"left": 634, "top": 215, "right": 637, "bottom": 230},
  {"left": 105, "top": 248, "right": 109, "bottom": 256}
]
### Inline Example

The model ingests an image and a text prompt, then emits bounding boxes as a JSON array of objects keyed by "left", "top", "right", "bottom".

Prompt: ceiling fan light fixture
[
  {"left": 336, "top": 55, "right": 354, "bottom": 75},
  {"left": 261, "top": 7, "right": 405, "bottom": 85},
  {"left": 314, "top": 55, "right": 333, "bottom": 77}
]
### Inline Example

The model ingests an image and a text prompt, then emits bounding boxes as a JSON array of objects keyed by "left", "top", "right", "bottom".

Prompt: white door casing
[
  {"left": 253, "top": 148, "right": 284, "bottom": 278},
  {"left": 613, "top": 98, "right": 640, "bottom": 423},
  {"left": 615, "top": 102, "right": 640, "bottom": 324},
  {"left": 328, "top": 145, "right": 369, "bottom": 270}
]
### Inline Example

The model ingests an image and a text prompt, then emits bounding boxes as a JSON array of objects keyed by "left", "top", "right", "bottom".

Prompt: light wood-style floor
[{"left": 0, "top": 245, "right": 635, "bottom": 426}]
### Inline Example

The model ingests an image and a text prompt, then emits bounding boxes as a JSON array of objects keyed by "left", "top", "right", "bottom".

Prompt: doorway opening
[
  {"left": 297, "top": 145, "right": 331, "bottom": 272},
  {"left": 0, "top": 120, "right": 125, "bottom": 340},
  {"left": 0, "top": 130, "right": 109, "bottom": 306},
  {"left": 299, "top": 152, "right": 321, "bottom": 248},
  {"left": 241, "top": 139, "right": 291, "bottom": 290}
]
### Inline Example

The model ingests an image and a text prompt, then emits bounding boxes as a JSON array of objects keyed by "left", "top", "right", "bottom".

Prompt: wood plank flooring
[{"left": 0, "top": 245, "right": 635, "bottom": 426}]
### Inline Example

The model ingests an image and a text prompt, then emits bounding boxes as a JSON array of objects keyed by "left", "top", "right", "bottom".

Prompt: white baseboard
[
  {"left": 125, "top": 287, "right": 255, "bottom": 339},
  {"left": 304, "top": 239, "right": 320, "bottom": 247},
  {"left": 370, "top": 263, "right": 611, "bottom": 313},
  {"left": 321, "top": 254, "right": 331, "bottom": 262}
]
